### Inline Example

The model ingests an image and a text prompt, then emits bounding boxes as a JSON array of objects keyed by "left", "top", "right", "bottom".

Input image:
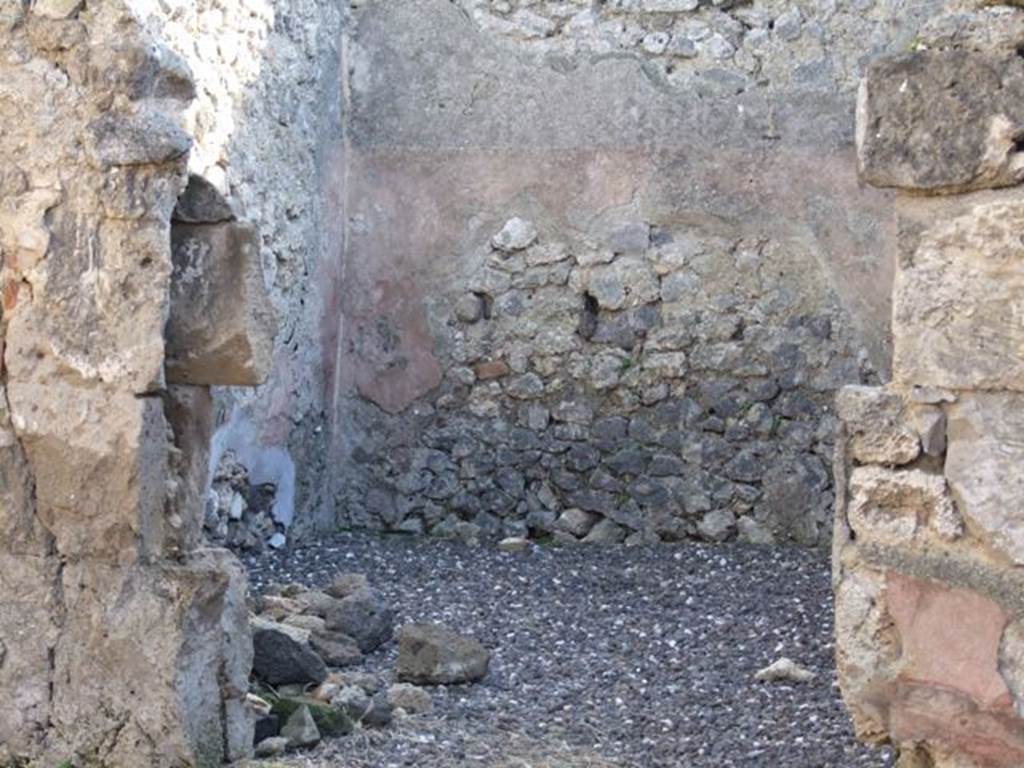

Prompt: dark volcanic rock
[
  {"left": 325, "top": 587, "right": 395, "bottom": 653},
  {"left": 251, "top": 617, "right": 328, "bottom": 686},
  {"left": 310, "top": 629, "right": 364, "bottom": 667}
]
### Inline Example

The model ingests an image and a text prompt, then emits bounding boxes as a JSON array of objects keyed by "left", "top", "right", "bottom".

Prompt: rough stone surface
[
  {"left": 328, "top": 0, "right": 942, "bottom": 548},
  {"left": 281, "top": 705, "right": 321, "bottom": 749},
  {"left": 856, "top": 50, "right": 1024, "bottom": 193},
  {"left": 946, "top": 393, "right": 1024, "bottom": 564},
  {"left": 492, "top": 217, "right": 538, "bottom": 253},
  {"left": 755, "top": 657, "right": 816, "bottom": 683},
  {"left": 396, "top": 623, "right": 491, "bottom": 685},
  {"left": 172, "top": 173, "right": 235, "bottom": 224},
  {"left": 326, "top": 572, "right": 370, "bottom": 599},
  {"left": 324, "top": 587, "right": 395, "bottom": 654},
  {"left": 387, "top": 683, "right": 434, "bottom": 715},
  {"left": 310, "top": 629, "right": 364, "bottom": 668},
  {"left": 836, "top": 386, "right": 920, "bottom": 466},
  {"left": 255, "top": 736, "right": 289, "bottom": 758},
  {"left": 131, "top": 0, "right": 346, "bottom": 536},
  {"left": 917, "top": 8, "right": 1024, "bottom": 56},
  {"left": 847, "top": 466, "right": 960, "bottom": 545},
  {"left": 892, "top": 192, "right": 1024, "bottom": 392},
  {"left": 252, "top": 616, "right": 329, "bottom": 686},
  {"left": 166, "top": 220, "right": 276, "bottom": 386},
  {"left": 556, "top": 508, "right": 599, "bottom": 538},
  {"left": 10, "top": 0, "right": 1024, "bottom": 765},
  {"left": 834, "top": 567, "right": 901, "bottom": 745},
  {"left": 0, "top": 5, "right": 255, "bottom": 764},
  {"left": 32, "top": 0, "right": 84, "bottom": 20}
]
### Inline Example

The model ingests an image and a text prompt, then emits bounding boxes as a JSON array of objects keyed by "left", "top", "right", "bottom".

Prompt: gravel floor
[{"left": 243, "top": 533, "right": 894, "bottom": 768}]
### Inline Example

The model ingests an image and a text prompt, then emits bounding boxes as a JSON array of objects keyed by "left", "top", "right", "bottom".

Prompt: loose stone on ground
[{"left": 244, "top": 532, "right": 895, "bottom": 767}]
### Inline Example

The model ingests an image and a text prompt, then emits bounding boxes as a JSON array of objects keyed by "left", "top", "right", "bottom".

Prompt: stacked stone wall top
[{"left": 458, "top": 0, "right": 937, "bottom": 96}]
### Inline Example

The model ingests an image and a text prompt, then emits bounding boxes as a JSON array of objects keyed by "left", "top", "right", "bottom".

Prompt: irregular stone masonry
[
  {"left": 5, "top": 0, "right": 1022, "bottom": 763},
  {"left": 459, "top": 0, "right": 935, "bottom": 93},
  {"left": 834, "top": 7, "right": 1024, "bottom": 766},
  {"left": 332, "top": 0, "right": 951, "bottom": 549},
  {"left": 340, "top": 218, "right": 874, "bottom": 547}
]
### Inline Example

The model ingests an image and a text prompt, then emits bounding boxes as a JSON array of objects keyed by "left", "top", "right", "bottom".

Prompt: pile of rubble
[
  {"left": 204, "top": 451, "right": 285, "bottom": 552},
  {"left": 246, "top": 572, "right": 491, "bottom": 756}
]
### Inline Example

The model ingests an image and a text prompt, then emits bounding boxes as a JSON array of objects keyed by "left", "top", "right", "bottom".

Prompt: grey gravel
[{"left": 243, "top": 533, "right": 894, "bottom": 768}]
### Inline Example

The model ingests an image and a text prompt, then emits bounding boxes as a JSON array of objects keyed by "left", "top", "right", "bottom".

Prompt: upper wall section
[
  {"left": 329, "top": 0, "right": 945, "bottom": 547},
  {"left": 459, "top": 0, "right": 931, "bottom": 97}
]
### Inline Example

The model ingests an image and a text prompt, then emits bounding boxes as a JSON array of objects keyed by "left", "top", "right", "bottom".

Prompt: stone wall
[
  {"left": 131, "top": 0, "right": 345, "bottom": 540},
  {"left": 328, "top": 0, "right": 944, "bottom": 546},
  {"left": 0, "top": 3, "right": 252, "bottom": 765},
  {"left": 834, "top": 6, "right": 1024, "bottom": 766},
  {"left": 341, "top": 216, "right": 872, "bottom": 546},
  {"left": 461, "top": 0, "right": 928, "bottom": 92}
]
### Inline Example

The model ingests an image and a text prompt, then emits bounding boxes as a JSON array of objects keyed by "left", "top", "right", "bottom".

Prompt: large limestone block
[
  {"left": 48, "top": 553, "right": 252, "bottom": 767},
  {"left": 857, "top": 49, "right": 1024, "bottom": 193},
  {"left": 5, "top": 381, "right": 170, "bottom": 564},
  {"left": 946, "top": 393, "right": 1024, "bottom": 564},
  {"left": 3, "top": 216, "right": 175, "bottom": 392},
  {"left": 892, "top": 193, "right": 1024, "bottom": 391},
  {"left": 0, "top": 554, "right": 62, "bottom": 761},
  {"left": 847, "top": 466, "right": 960, "bottom": 544},
  {"left": 166, "top": 221, "right": 276, "bottom": 386},
  {"left": 835, "top": 386, "right": 920, "bottom": 465}
]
